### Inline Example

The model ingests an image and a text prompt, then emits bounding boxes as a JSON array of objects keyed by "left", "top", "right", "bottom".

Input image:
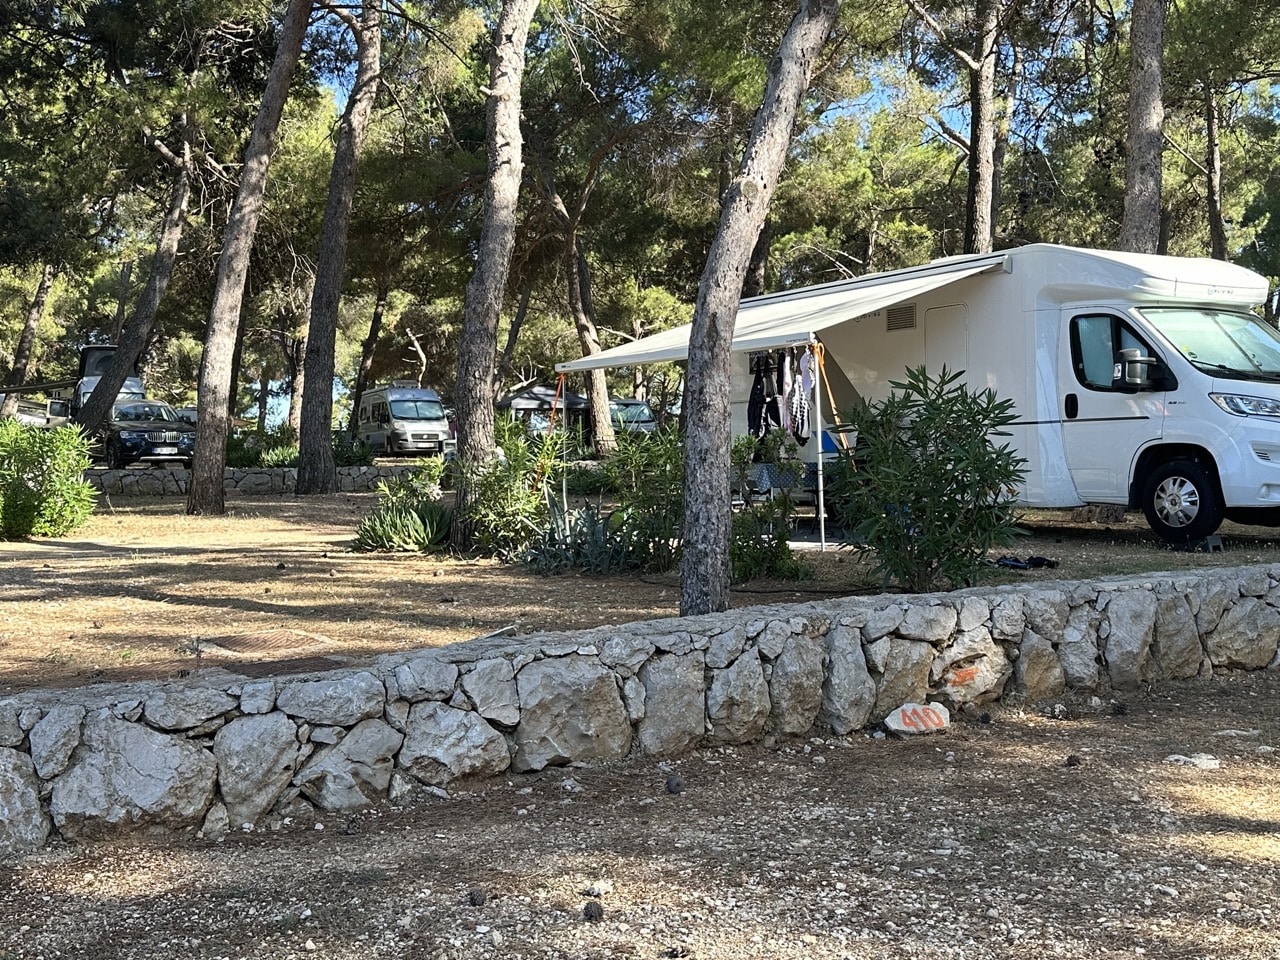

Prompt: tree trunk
[
  {"left": 1204, "top": 85, "right": 1227, "bottom": 261},
  {"left": 347, "top": 281, "right": 388, "bottom": 442},
  {"left": 744, "top": 218, "right": 772, "bottom": 297},
  {"left": 679, "top": 0, "right": 840, "bottom": 616},
  {"left": 1118, "top": 0, "right": 1164, "bottom": 254},
  {"left": 496, "top": 284, "right": 532, "bottom": 387},
  {"left": 258, "top": 368, "right": 271, "bottom": 434},
  {"left": 78, "top": 135, "right": 191, "bottom": 435},
  {"left": 965, "top": 0, "right": 999, "bottom": 255},
  {"left": 111, "top": 261, "right": 133, "bottom": 343},
  {"left": 0, "top": 263, "right": 56, "bottom": 419},
  {"left": 569, "top": 242, "right": 617, "bottom": 455},
  {"left": 187, "top": 0, "right": 312, "bottom": 516},
  {"left": 451, "top": 0, "right": 539, "bottom": 550},
  {"left": 297, "top": 0, "right": 382, "bottom": 495},
  {"left": 287, "top": 328, "right": 307, "bottom": 435}
]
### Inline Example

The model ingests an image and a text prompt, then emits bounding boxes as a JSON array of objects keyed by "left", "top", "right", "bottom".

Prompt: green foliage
[
  {"left": 601, "top": 428, "right": 685, "bottom": 573},
  {"left": 828, "top": 366, "right": 1027, "bottom": 593},
  {"left": 0, "top": 422, "right": 96, "bottom": 538},
  {"left": 730, "top": 504, "right": 812, "bottom": 583},
  {"left": 461, "top": 416, "right": 564, "bottom": 561},
  {"left": 353, "top": 465, "right": 450, "bottom": 553},
  {"left": 565, "top": 461, "right": 616, "bottom": 495},
  {"left": 259, "top": 445, "right": 299, "bottom": 469},
  {"left": 332, "top": 434, "right": 375, "bottom": 467},
  {"left": 525, "top": 501, "right": 632, "bottom": 574},
  {"left": 225, "top": 433, "right": 260, "bottom": 468}
]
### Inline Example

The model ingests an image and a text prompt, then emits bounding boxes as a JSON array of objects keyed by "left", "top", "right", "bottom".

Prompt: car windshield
[
  {"left": 390, "top": 399, "right": 445, "bottom": 421},
  {"left": 610, "top": 401, "right": 655, "bottom": 423},
  {"left": 1141, "top": 308, "right": 1280, "bottom": 380},
  {"left": 113, "top": 402, "right": 179, "bottom": 423}
]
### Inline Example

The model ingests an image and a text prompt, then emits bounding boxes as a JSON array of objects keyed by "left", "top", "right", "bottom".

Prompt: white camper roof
[{"left": 554, "top": 244, "right": 1269, "bottom": 373}]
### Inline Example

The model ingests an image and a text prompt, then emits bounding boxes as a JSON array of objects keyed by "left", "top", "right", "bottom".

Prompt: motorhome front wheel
[{"left": 1141, "top": 460, "right": 1224, "bottom": 543}]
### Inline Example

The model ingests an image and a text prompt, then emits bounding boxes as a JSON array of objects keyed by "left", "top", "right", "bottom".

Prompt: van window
[
  {"left": 1070, "top": 314, "right": 1154, "bottom": 390},
  {"left": 390, "top": 399, "right": 445, "bottom": 421}
]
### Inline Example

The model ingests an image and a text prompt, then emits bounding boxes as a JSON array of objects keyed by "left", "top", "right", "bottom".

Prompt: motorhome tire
[{"left": 1141, "top": 460, "right": 1223, "bottom": 543}]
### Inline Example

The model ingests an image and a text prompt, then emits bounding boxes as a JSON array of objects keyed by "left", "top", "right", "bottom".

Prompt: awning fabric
[{"left": 555, "top": 252, "right": 1009, "bottom": 373}]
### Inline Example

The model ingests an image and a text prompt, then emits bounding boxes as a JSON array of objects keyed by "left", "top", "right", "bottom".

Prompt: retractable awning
[{"left": 555, "top": 251, "right": 1010, "bottom": 373}]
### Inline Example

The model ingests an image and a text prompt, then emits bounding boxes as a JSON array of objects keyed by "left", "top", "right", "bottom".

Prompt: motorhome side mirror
[
  {"left": 47, "top": 400, "right": 70, "bottom": 419},
  {"left": 1116, "top": 347, "right": 1158, "bottom": 389}
]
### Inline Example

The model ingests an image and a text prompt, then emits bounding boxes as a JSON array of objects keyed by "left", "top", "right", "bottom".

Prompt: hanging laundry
[
  {"left": 778, "top": 351, "right": 793, "bottom": 435},
  {"left": 747, "top": 355, "right": 780, "bottom": 439},
  {"left": 791, "top": 349, "right": 812, "bottom": 445}
]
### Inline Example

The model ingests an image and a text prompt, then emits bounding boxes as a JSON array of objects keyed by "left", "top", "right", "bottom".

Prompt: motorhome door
[{"left": 1059, "top": 310, "right": 1167, "bottom": 501}]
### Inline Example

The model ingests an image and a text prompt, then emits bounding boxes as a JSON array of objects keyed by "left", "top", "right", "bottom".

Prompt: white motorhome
[
  {"left": 356, "top": 382, "right": 453, "bottom": 455},
  {"left": 557, "top": 243, "right": 1280, "bottom": 543}
]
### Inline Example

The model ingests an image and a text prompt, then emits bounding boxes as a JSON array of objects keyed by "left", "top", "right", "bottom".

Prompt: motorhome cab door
[{"left": 1058, "top": 309, "right": 1168, "bottom": 502}]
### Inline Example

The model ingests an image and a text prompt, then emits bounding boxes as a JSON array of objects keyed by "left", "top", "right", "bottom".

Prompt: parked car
[
  {"left": 608, "top": 397, "right": 658, "bottom": 433},
  {"left": 92, "top": 400, "right": 196, "bottom": 468}
]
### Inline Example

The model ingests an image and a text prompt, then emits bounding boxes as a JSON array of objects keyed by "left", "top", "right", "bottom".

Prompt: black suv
[{"left": 94, "top": 400, "right": 196, "bottom": 468}]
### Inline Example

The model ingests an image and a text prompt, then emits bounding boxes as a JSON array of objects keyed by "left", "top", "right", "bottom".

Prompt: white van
[
  {"left": 558, "top": 244, "right": 1280, "bottom": 543},
  {"left": 356, "top": 382, "right": 453, "bottom": 456}
]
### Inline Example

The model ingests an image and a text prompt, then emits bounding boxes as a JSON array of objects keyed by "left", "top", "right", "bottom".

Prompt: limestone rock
[
  {"left": 200, "top": 801, "right": 229, "bottom": 839},
  {"left": 28, "top": 704, "right": 86, "bottom": 780},
  {"left": 990, "top": 596, "right": 1026, "bottom": 640},
  {"left": 512, "top": 655, "right": 632, "bottom": 773},
  {"left": 871, "top": 638, "right": 934, "bottom": 722},
  {"left": 622, "top": 675, "right": 646, "bottom": 723},
  {"left": 293, "top": 718, "right": 403, "bottom": 811},
  {"left": 706, "top": 651, "right": 770, "bottom": 744},
  {"left": 863, "top": 604, "right": 905, "bottom": 641},
  {"left": 144, "top": 686, "right": 238, "bottom": 731},
  {"left": 930, "top": 629, "right": 1010, "bottom": 706},
  {"left": 769, "top": 633, "right": 825, "bottom": 736},
  {"left": 460, "top": 659, "right": 520, "bottom": 727},
  {"left": 705, "top": 625, "right": 747, "bottom": 670},
  {"left": 883, "top": 702, "right": 951, "bottom": 735},
  {"left": 0, "top": 748, "right": 50, "bottom": 859},
  {"left": 1152, "top": 592, "right": 1203, "bottom": 680},
  {"left": 598, "top": 635, "right": 655, "bottom": 677},
  {"left": 390, "top": 657, "right": 459, "bottom": 703},
  {"left": 213, "top": 712, "right": 304, "bottom": 827},
  {"left": 276, "top": 672, "right": 386, "bottom": 726},
  {"left": 898, "top": 603, "right": 958, "bottom": 644},
  {"left": 1205, "top": 597, "right": 1280, "bottom": 670},
  {"left": 956, "top": 597, "right": 989, "bottom": 633},
  {"left": 1013, "top": 630, "right": 1065, "bottom": 704},
  {"left": 636, "top": 653, "right": 706, "bottom": 757},
  {"left": 1026, "top": 590, "right": 1069, "bottom": 639},
  {"left": 756, "top": 621, "right": 793, "bottom": 660},
  {"left": 1103, "top": 590, "right": 1158, "bottom": 691},
  {"left": 1059, "top": 603, "right": 1102, "bottom": 688},
  {"left": 50, "top": 716, "right": 217, "bottom": 839},
  {"left": 1195, "top": 579, "right": 1238, "bottom": 636},
  {"left": 0, "top": 706, "right": 23, "bottom": 748},
  {"left": 399, "top": 702, "right": 510, "bottom": 786},
  {"left": 821, "top": 626, "right": 875, "bottom": 736},
  {"left": 238, "top": 680, "right": 277, "bottom": 715}
]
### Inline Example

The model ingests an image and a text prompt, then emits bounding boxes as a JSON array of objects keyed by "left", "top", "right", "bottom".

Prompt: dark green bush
[
  {"left": 0, "top": 422, "right": 97, "bottom": 538},
  {"left": 601, "top": 428, "right": 684, "bottom": 573},
  {"left": 332, "top": 434, "right": 375, "bottom": 467},
  {"left": 525, "top": 501, "right": 632, "bottom": 574},
  {"left": 828, "top": 366, "right": 1027, "bottom": 592},
  {"left": 460, "top": 416, "right": 564, "bottom": 561}
]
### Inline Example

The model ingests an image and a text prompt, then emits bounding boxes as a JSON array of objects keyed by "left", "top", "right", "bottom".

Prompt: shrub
[
  {"left": 0, "top": 422, "right": 97, "bottom": 538},
  {"left": 828, "top": 365, "right": 1027, "bottom": 592},
  {"left": 332, "top": 434, "right": 375, "bottom": 467},
  {"left": 225, "top": 433, "right": 261, "bottom": 468},
  {"left": 601, "top": 428, "right": 684, "bottom": 573},
  {"left": 460, "top": 415, "right": 564, "bottom": 561},
  {"left": 524, "top": 501, "right": 632, "bottom": 574},
  {"left": 353, "top": 467, "right": 450, "bottom": 553},
  {"left": 259, "top": 444, "right": 299, "bottom": 468}
]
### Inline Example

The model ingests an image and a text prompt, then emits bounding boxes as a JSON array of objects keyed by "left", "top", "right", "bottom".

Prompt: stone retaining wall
[
  {"left": 87, "top": 465, "right": 421, "bottom": 497},
  {"left": 3, "top": 565, "right": 1280, "bottom": 859}
]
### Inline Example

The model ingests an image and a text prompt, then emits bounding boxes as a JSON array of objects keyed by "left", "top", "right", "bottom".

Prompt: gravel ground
[{"left": 3, "top": 670, "right": 1279, "bottom": 960}]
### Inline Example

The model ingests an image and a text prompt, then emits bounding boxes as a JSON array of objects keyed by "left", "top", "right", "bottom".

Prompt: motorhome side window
[{"left": 1070, "top": 314, "right": 1154, "bottom": 390}]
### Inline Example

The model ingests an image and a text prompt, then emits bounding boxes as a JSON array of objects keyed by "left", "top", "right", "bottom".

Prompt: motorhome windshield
[
  {"left": 1142, "top": 308, "right": 1280, "bottom": 381},
  {"left": 390, "top": 399, "right": 445, "bottom": 421}
]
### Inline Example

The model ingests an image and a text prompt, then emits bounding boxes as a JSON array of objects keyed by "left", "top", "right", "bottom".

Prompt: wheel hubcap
[{"left": 1154, "top": 476, "right": 1200, "bottom": 528}]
